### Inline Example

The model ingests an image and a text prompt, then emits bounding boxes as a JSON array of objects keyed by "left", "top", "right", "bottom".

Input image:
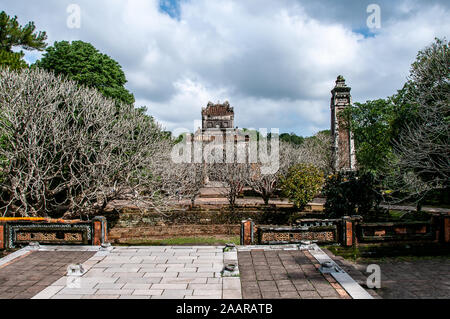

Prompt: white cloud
[{"left": 3, "top": 0, "right": 450, "bottom": 136}]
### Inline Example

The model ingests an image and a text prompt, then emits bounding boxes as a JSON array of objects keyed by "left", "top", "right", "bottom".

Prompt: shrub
[
  {"left": 323, "top": 170, "right": 386, "bottom": 218},
  {"left": 280, "top": 163, "right": 324, "bottom": 210}
]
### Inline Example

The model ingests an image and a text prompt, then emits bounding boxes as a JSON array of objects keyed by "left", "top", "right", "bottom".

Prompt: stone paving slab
[
  {"left": 5, "top": 243, "right": 445, "bottom": 299},
  {"left": 30, "top": 245, "right": 242, "bottom": 299}
]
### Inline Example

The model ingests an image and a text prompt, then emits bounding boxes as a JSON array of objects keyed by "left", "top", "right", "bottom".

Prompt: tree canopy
[
  {"left": 0, "top": 50, "right": 28, "bottom": 70},
  {"left": 280, "top": 133, "right": 304, "bottom": 145},
  {"left": 391, "top": 38, "right": 449, "bottom": 200},
  {"left": 347, "top": 37, "right": 449, "bottom": 205},
  {"left": 0, "top": 67, "right": 174, "bottom": 217},
  {"left": 35, "top": 40, "right": 135, "bottom": 105},
  {"left": 0, "top": 11, "right": 47, "bottom": 53}
]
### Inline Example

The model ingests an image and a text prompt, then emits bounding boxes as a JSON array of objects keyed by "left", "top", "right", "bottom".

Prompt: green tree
[
  {"left": 279, "top": 133, "right": 304, "bottom": 145},
  {"left": 0, "top": 50, "right": 28, "bottom": 70},
  {"left": 344, "top": 75, "right": 422, "bottom": 176},
  {"left": 323, "top": 171, "right": 386, "bottom": 219},
  {"left": 0, "top": 11, "right": 47, "bottom": 69},
  {"left": 347, "top": 38, "right": 449, "bottom": 208},
  {"left": 35, "top": 40, "right": 135, "bottom": 105},
  {"left": 0, "top": 11, "right": 47, "bottom": 52},
  {"left": 344, "top": 99, "right": 394, "bottom": 173},
  {"left": 280, "top": 163, "right": 324, "bottom": 210}
]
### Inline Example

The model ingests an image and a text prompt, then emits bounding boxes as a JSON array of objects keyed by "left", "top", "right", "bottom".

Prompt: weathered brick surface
[
  {"left": 0, "top": 224, "right": 4, "bottom": 249},
  {"left": 106, "top": 202, "right": 326, "bottom": 242},
  {"left": 238, "top": 250, "right": 347, "bottom": 299},
  {"left": 444, "top": 216, "right": 450, "bottom": 243},
  {"left": 348, "top": 259, "right": 450, "bottom": 299},
  {"left": 108, "top": 225, "right": 240, "bottom": 243},
  {"left": 0, "top": 251, "right": 95, "bottom": 299}
]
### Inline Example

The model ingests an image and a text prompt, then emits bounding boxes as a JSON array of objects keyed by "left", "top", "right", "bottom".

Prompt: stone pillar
[
  {"left": 331, "top": 75, "right": 357, "bottom": 172},
  {"left": 92, "top": 216, "right": 108, "bottom": 246},
  {"left": 341, "top": 217, "right": 353, "bottom": 247},
  {"left": 432, "top": 213, "right": 450, "bottom": 243},
  {"left": 443, "top": 214, "right": 450, "bottom": 243},
  {"left": 240, "top": 219, "right": 254, "bottom": 245},
  {"left": 341, "top": 216, "right": 362, "bottom": 247},
  {"left": 0, "top": 222, "right": 5, "bottom": 250}
]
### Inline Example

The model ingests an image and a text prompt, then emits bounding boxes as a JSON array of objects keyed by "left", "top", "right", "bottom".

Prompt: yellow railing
[
  {"left": 0, "top": 217, "right": 46, "bottom": 221},
  {"left": 0, "top": 217, "right": 82, "bottom": 223}
]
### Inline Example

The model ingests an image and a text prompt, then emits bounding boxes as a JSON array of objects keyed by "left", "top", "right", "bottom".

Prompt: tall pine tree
[{"left": 0, "top": 11, "right": 47, "bottom": 69}]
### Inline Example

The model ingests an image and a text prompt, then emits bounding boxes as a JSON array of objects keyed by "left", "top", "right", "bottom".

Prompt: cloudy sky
[{"left": 3, "top": 0, "right": 449, "bottom": 136}]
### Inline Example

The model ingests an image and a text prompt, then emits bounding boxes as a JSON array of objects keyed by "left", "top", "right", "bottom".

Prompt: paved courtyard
[
  {"left": 323, "top": 248, "right": 450, "bottom": 299},
  {"left": 238, "top": 249, "right": 351, "bottom": 299},
  {"left": 0, "top": 251, "right": 95, "bottom": 299},
  {"left": 31, "top": 246, "right": 241, "bottom": 299},
  {"left": 348, "top": 259, "right": 450, "bottom": 299},
  {"left": 0, "top": 244, "right": 448, "bottom": 299}
]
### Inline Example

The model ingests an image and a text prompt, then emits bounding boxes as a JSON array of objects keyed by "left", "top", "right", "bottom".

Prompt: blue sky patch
[
  {"left": 159, "top": 0, "right": 182, "bottom": 19},
  {"left": 353, "top": 27, "right": 377, "bottom": 39}
]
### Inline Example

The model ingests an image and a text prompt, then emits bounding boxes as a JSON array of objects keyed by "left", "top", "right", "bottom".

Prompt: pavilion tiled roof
[{"left": 202, "top": 101, "right": 234, "bottom": 116}]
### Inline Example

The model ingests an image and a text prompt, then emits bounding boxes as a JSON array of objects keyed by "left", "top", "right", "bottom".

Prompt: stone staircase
[{"left": 198, "top": 181, "right": 228, "bottom": 198}]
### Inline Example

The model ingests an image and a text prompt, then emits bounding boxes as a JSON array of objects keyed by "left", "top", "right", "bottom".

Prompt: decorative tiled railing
[
  {"left": 357, "top": 221, "right": 433, "bottom": 242},
  {"left": 256, "top": 224, "right": 338, "bottom": 245},
  {"left": 0, "top": 217, "right": 107, "bottom": 249},
  {"left": 241, "top": 213, "right": 450, "bottom": 246}
]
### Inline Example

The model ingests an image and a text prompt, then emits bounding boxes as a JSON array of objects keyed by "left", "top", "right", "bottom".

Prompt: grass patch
[
  {"left": 388, "top": 210, "right": 407, "bottom": 220},
  {"left": 115, "top": 236, "right": 240, "bottom": 246},
  {"left": 324, "top": 243, "right": 450, "bottom": 263}
]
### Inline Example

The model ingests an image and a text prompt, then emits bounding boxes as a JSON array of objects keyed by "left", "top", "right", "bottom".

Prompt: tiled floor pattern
[
  {"left": 2, "top": 245, "right": 446, "bottom": 299},
  {"left": 32, "top": 246, "right": 242, "bottom": 299},
  {"left": 238, "top": 249, "right": 351, "bottom": 299},
  {"left": 0, "top": 251, "right": 95, "bottom": 299}
]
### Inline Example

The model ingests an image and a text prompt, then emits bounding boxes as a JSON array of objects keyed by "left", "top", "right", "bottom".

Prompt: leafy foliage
[
  {"left": 0, "top": 11, "right": 47, "bottom": 52},
  {"left": 346, "top": 38, "right": 448, "bottom": 207},
  {"left": 279, "top": 133, "right": 304, "bottom": 145},
  {"left": 343, "top": 99, "right": 395, "bottom": 173},
  {"left": 35, "top": 40, "right": 135, "bottom": 105},
  {"left": 280, "top": 163, "right": 324, "bottom": 210},
  {"left": 0, "top": 11, "right": 46, "bottom": 69},
  {"left": 0, "top": 50, "right": 28, "bottom": 70},
  {"left": 323, "top": 171, "right": 386, "bottom": 218}
]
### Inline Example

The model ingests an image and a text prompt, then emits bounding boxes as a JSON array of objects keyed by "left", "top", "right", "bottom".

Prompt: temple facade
[
  {"left": 192, "top": 101, "right": 247, "bottom": 184},
  {"left": 330, "top": 75, "right": 357, "bottom": 172},
  {"left": 194, "top": 101, "right": 246, "bottom": 143},
  {"left": 189, "top": 80, "right": 357, "bottom": 174},
  {"left": 202, "top": 101, "right": 234, "bottom": 130}
]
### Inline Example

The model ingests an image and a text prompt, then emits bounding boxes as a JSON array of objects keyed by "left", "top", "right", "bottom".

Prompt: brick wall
[
  {"left": 108, "top": 225, "right": 240, "bottom": 243},
  {"left": 105, "top": 204, "right": 322, "bottom": 243}
]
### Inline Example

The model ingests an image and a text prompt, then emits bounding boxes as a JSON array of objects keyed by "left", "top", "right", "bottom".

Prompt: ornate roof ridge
[{"left": 202, "top": 100, "right": 234, "bottom": 116}]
